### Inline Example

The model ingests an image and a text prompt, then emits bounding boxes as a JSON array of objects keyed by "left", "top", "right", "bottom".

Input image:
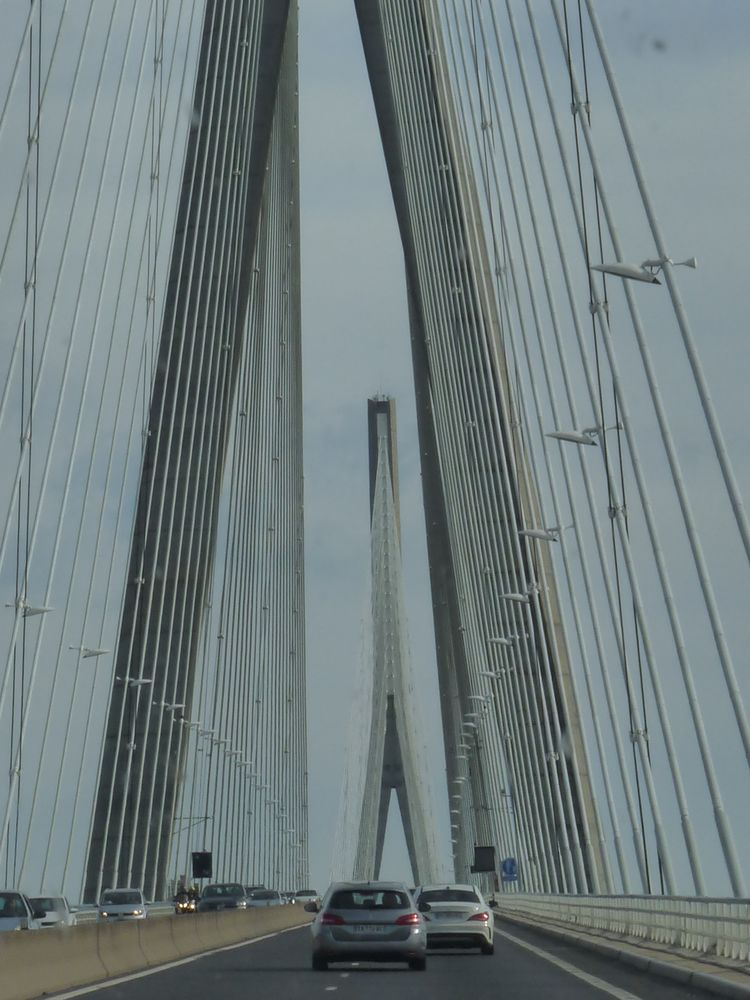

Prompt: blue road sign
[{"left": 500, "top": 856, "right": 518, "bottom": 881}]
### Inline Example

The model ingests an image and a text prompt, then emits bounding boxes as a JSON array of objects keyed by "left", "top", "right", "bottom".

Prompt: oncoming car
[
  {"left": 247, "top": 889, "right": 284, "bottom": 908},
  {"left": 307, "top": 881, "right": 426, "bottom": 971},
  {"left": 30, "top": 896, "right": 76, "bottom": 928},
  {"left": 197, "top": 882, "right": 248, "bottom": 912},
  {"left": 295, "top": 888, "right": 321, "bottom": 907},
  {"left": 0, "top": 891, "right": 45, "bottom": 931},
  {"left": 414, "top": 884, "right": 494, "bottom": 954},
  {"left": 97, "top": 888, "right": 147, "bottom": 921}
]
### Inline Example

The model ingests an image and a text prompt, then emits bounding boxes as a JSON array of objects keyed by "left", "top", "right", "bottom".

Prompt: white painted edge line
[
  {"left": 493, "top": 910, "right": 750, "bottom": 999},
  {"left": 495, "top": 927, "right": 645, "bottom": 1000},
  {"left": 47, "top": 923, "right": 307, "bottom": 1000}
]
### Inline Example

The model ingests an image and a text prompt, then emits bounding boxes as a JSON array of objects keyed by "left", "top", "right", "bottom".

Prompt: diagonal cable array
[
  {"left": 0, "top": 1, "right": 307, "bottom": 902},
  {"left": 0, "top": 0, "right": 204, "bottom": 897},
  {"left": 356, "top": 0, "right": 750, "bottom": 896},
  {"left": 170, "top": 8, "right": 306, "bottom": 894},
  {"left": 84, "top": 0, "right": 305, "bottom": 903},
  {"left": 357, "top": 0, "right": 606, "bottom": 897}
]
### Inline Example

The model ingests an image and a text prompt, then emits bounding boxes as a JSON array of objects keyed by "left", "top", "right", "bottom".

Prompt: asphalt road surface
[{"left": 56, "top": 921, "right": 720, "bottom": 1000}]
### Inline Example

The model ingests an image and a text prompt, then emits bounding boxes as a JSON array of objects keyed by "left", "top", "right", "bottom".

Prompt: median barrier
[
  {"left": 0, "top": 923, "right": 107, "bottom": 1000},
  {"left": 136, "top": 912, "right": 181, "bottom": 967},
  {"left": 0, "top": 904, "right": 311, "bottom": 1000},
  {"left": 170, "top": 909, "right": 204, "bottom": 957},
  {"left": 95, "top": 917, "right": 150, "bottom": 979},
  {"left": 194, "top": 910, "right": 226, "bottom": 951}
]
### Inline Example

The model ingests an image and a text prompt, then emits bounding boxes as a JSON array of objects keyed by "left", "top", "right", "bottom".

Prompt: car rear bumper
[
  {"left": 313, "top": 927, "right": 426, "bottom": 962},
  {"left": 426, "top": 923, "right": 492, "bottom": 948}
]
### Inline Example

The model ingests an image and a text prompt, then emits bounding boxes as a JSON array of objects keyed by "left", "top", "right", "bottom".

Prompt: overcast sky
[
  {"left": 298, "top": 0, "right": 442, "bottom": 886},
  {"left": 298, "top": 0, "right": 750, "bottom": 892}
]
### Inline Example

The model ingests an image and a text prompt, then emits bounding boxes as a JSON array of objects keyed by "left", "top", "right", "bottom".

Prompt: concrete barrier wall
[{"left": 0, "top": 905, "right": 311, "bottom": 1000}]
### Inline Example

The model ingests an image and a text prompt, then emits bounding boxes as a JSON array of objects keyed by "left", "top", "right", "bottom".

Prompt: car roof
[
  {"left": 416, "top": 883, "right": 481, "bottom": 892},
  {"left": 327, "top": 881, "right": 409, "bottom": 892}
]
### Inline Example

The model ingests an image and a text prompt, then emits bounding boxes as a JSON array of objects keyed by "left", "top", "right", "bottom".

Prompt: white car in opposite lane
[
  {"left": 97, "top": 888, "right": 147, "bottom": 921},
  {"left": 415, "top": 883, "right": 494, "bottom": 954},
  {"left": 0, "top": 891, "right": 46, "bottom": 931},
  {"left": 247, "top": 889, "right": 284, "bottom": 908},
  {"left": 30, "top": 896, "right": 76, "bottom": 928}
]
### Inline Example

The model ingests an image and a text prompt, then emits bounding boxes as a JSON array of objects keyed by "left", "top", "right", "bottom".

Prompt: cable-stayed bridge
[{"left": 0, "top": 1, "right": 749, "bottom": 995}]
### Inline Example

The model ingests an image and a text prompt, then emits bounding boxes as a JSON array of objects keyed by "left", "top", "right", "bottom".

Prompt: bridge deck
[{"left": 59, "top": 921, "right": 734, "bottom": 1000}]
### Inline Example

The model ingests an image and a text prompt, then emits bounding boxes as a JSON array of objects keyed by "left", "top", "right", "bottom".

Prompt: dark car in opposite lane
[{"left": 197, "top": 882, "right": 248, "bottom": 912}]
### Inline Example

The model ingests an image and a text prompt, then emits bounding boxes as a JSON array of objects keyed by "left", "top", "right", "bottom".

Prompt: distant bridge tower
[{"left": 353, "top": 398, "right": 438, "bottom": 886}]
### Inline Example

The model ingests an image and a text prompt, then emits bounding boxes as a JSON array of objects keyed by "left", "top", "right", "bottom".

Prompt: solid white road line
[
  {"left": 48, "top": 924, "right": 306, "bottom": 1000},
  {"left": 495, "top": 928, "right": 645, "bottom": 1000}
]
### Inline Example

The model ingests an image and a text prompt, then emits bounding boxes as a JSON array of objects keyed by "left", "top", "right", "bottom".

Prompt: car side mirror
[
  {"left": 417, "top": 901, "right": 431, "bottom": 913},
  {"left": 303, "top": 902, "right": 319, "bottom": 913},
  {"left": 32, "top": 908, "right": 46, "bottom": 920}
]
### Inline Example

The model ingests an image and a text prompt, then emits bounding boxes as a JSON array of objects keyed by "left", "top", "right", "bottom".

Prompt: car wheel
[
  {"left": 312, "top": 955, "right": 328, "bottom": 971},
  {"left": 480, "top": 941, "right": 494, "bottom": 955},
  {"left": 408, "top": 958, "right": 426, "bottom": 971}
]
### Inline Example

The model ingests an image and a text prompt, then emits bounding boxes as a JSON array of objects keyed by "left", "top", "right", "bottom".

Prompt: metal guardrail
[{"left": 493, "top": 893, "right": 750, "bottom": 963}]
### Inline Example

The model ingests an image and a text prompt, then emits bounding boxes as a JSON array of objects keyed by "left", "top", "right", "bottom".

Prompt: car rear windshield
[
  {"left": 250, "top": 890, "right": 278, "bottom": 900},
  {"left": 101, "top": 890, "right": 142, "bottom": 905},
  {"left": 296, "top": 889, "right": 317, "bottom": 896},
  {"left": 419, "top": 889, "right": 479, "bottom": 904},
  {"left": 329, "top": 890, "right": 409, "bottom": 910}
]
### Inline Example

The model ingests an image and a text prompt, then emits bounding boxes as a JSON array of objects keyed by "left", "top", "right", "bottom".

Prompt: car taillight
[
  {"left": 395, "top": 912, "right": 421, "bottom": 925},
  {"left": 321, "top": 912, "right": 345, "bottom": 925},
  {"left": 469, "top": 911, "right": 490, "bottom": 922}
]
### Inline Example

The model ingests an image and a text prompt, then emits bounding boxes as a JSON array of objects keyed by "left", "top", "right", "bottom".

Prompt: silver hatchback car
[{"left": 306, "top": 881, "right": 426, "bottom": 971}]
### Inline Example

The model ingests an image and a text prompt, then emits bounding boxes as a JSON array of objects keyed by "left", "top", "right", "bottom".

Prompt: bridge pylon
[{"left": 352, "top": 398, "right": 438, "bottom": 887}]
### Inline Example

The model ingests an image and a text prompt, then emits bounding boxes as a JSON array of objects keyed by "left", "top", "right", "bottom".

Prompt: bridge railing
[{"left": 493, "top": 893, "right": 750, "bottom": 962}]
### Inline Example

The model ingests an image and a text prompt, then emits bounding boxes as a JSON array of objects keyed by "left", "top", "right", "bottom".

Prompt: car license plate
[{"left": 353, "top": 924, "right": 387, "bottom": 933}]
